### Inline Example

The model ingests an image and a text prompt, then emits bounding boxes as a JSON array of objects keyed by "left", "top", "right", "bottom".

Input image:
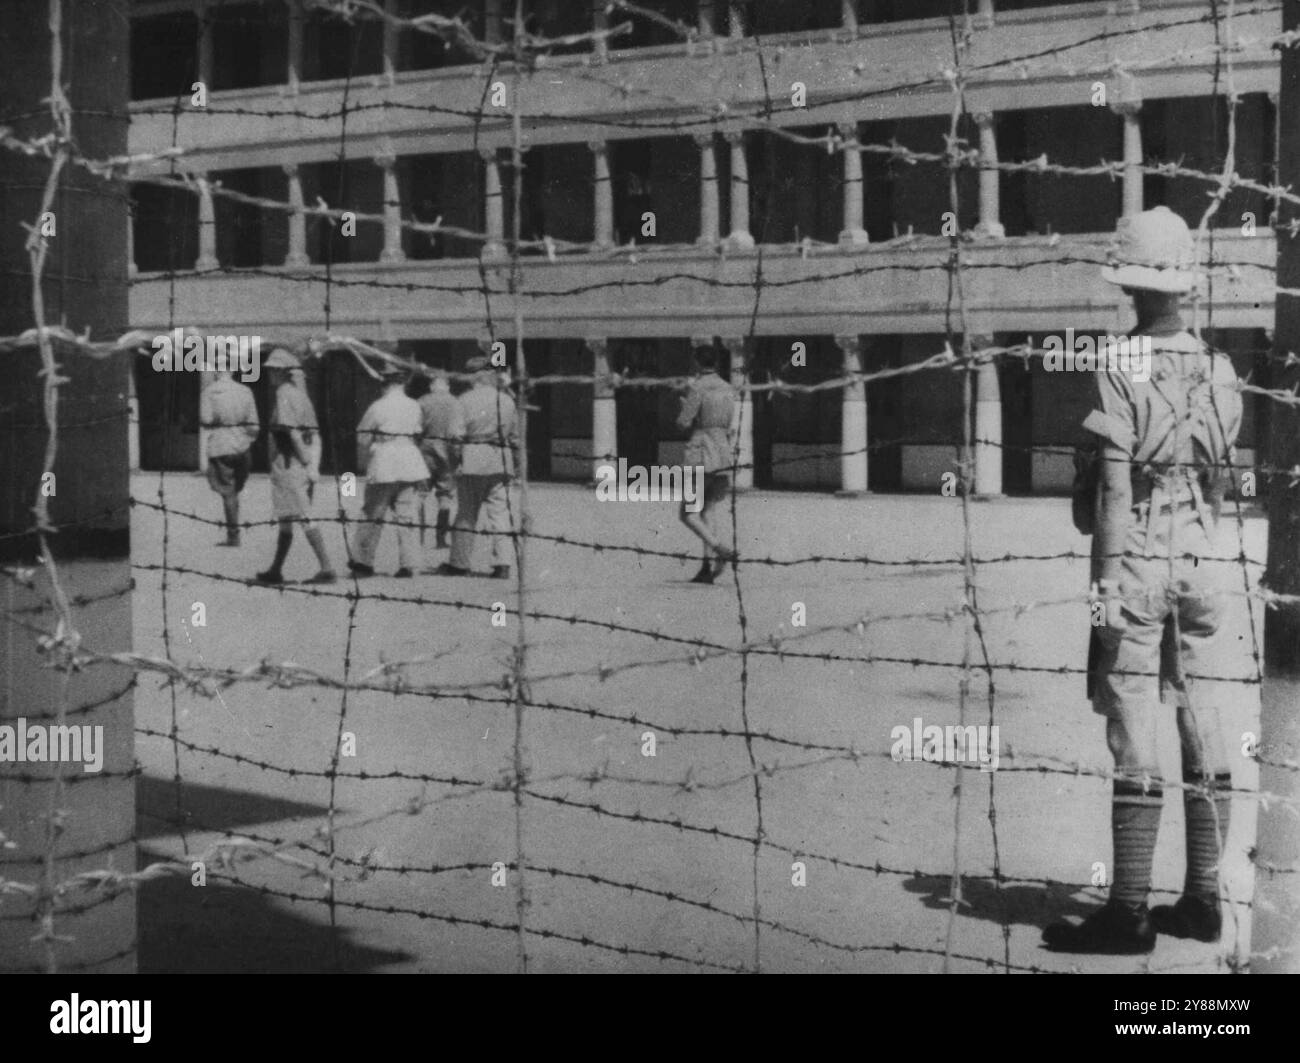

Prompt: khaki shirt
[
  {"left": 1083, "top": 332, "right": 1241, "bottom": 470},
  {"left": 357, "top": 389, "right": 429, "bottom": 483},
  {"left": 1082, "top": 330, "right": 1242, "bottom": 550},
  {"left": 418, "top": 390, "right": 463, "bottom": 471},
  {"left": 269, "top": 382, "right": 318, "bottom": 468},
  {"left": 457, "top": 383, "right": 518, "bottom": 477},
  {"left": 200, "top": 378, "right": 259, "bottom": 459},
  {"left": 676, "top": 371, "right": 736, "bottom": 474}
]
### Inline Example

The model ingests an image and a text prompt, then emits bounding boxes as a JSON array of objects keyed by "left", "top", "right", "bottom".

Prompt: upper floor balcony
[
  {"left": 127, "top": 0, "right": 1282, "bottom": 173},
  {"left": 128, "top": 228, "right": 1277, "bottom": 340}
]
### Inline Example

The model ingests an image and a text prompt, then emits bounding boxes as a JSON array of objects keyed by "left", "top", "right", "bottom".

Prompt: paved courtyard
[{"left": 131, "top": 472, "right": 1267, "bottom": 973}]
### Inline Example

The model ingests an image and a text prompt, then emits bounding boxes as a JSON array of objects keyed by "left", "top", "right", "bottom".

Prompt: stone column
[
  {"left": 383, "top": 0, "right": 399, "bottom": 83},
  {"left": 695, "top": 132, "right": 720, "bottom": 249},
  {"left": 198, "top": 373, "right": 210, "bottom": 473},
  {"left": 592, "top": 0, "right": 609, "bottom": 64},
  {"left": 841, "top": 0, "right": 859, "bottom": 35},
  {"left": 693, "top": 0, "right": 715, "bottom": 54},
  {"left": 972, "top": 111, "right": 1005, "bottom": 239},
  {"left": 838, "top": 123, "right": 869, "bottom": 248},
  {"left": 722, "top": 336, "right": 753, "bottom": 489},
  {"left": 0, "top": 0, "right": 135, "bottom": 978},
  {"left": 283, "top": 163, "right": 309, "bottom": 266},
  {"left": 588, "top": 337, "right": 616, "bottom": 478},
  {"left": 376, "top": 152, "right": 405, "bottom": 263},
  {"left": 485, "top": 0, "right": 502, "bottom": 45},
  {"left": 590, "top": 140, "right": 614, "bottom": 250},
  {"left": 1109, "top": 83, "right": 1144, "bottom": 218},
  {"left": 195, "top": 0, "right": 212, "bottom": 92},
  {"left": 835, "top": 334, "right": 868, "bottom": 494},
  {"left": 286, "top": 0, "right": 303, "bottom": 93},
  {"left": 481, "top": 147, "right": 506, "bottom": 259},
  {"left": 728, "top": 0, "right": 745, "bottom": 39},
  {"left": 196, "top": 172, "right": 218, "bottom": 270},
  {"left": 126, "top": 200, "right": 138, "bottom": 278},
  {"left": 972, "top": 0, "right": 994, "bottom": 29},
  {"left": 725, "top": 132, "right": 754, "bottom": 251},
  {"left": 973, "top": 337, "right": 1003, "bottom": 497}
]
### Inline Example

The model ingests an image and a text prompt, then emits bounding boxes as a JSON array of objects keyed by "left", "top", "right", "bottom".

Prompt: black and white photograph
[{"left": 1, "top": 0, "right": 1299, "bottom": 1012}]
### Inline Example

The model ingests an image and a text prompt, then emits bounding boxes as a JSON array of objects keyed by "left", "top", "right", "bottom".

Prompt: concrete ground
[{"left": 131, "top": 471, "right": 1267, "bottom": 973}]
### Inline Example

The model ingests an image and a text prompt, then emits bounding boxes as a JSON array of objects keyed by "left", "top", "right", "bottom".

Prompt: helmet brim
[{"left": 1100, "top": 263, "right": 1196, "bottom": 293}]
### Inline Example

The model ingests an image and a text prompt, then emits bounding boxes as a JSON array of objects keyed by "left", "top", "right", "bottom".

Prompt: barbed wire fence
[{"left": 2, "top": 0, "right": 1298, "bottom": 973}]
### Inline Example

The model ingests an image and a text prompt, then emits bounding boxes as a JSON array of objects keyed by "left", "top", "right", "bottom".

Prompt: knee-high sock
[
  {"left": 304, "top": 527, "right": 332, "bottom": 571},
  {"left": 1111, "top": 779, "right": 1164, "bottom": 911},
  {"left": 268, "top": 529, "right": 293, "bottom": 574},
  {"left": 1185, "top": 772, "right": 1232, "bottom": 903}
]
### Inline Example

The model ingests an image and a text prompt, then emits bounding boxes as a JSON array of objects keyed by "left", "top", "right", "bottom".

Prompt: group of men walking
[{"left": 200, "top": 351, "right": 519, "bottom": 584}]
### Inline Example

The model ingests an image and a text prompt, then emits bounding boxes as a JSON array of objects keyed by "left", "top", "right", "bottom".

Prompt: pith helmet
[
  {"left": 1100, "top": 206, "right": 1199, "bottom": 293},
  {"left": 263, "top": 347, "right": 300, "bottom": 370}
]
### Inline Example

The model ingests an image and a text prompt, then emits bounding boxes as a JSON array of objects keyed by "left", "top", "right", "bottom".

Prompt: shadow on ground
[{"left": 137, "top": 774, "right": 411, "bottom": 972}]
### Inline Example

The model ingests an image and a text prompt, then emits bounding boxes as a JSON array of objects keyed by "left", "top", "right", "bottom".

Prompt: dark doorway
[
  {"left": 615, "top": 339, "right": 660, "bottom": 470},
  {"left": 999, "top": 336, "right": 1034, "bottom": 495}
]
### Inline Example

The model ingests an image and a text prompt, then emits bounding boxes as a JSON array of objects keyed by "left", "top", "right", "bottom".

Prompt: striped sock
[
  {"left": 1111, "top": 780, "right": 1164, "bottom": 912},
  {"left": 1184, "top": 772, "right": 1232, "bottom": 903}
]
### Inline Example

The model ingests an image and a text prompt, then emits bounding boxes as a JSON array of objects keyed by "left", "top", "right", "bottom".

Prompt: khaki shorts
[
  {"left": 1091, "top": 504, "right": 1232, "bottom": 732},
  {"left": 270, "top": 456, "right": 314, "bottom": 524},
  {"left": 206, "top": 452, "right": 250, "bottom": 498}
]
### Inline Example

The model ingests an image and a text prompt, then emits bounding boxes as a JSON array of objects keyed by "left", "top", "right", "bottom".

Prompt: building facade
[{"left": 126, "top": 0, "right": 1280, "bottom": 493}]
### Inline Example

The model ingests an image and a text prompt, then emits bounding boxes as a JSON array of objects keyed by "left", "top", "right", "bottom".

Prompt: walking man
[
  {"left": 200, "top": 366, "right": 259, "bottom": 546},
  {"left": 412, "top": 368, "right": 462, "bottom": 551},
  {"left": 677, "top": 344, "right": 738, "bottom": 584},
  {"left": 1044, "top": 207, "right": 1242, "bottom": 954},
  {"left": 349, "top": 363, "right": 428, "bottom": 579},
  {"left": 437, "top": 355, "right": 516, "bottom": 580},
  {"left": 255, "top": 348, "right": 336, "bottom": 585}
]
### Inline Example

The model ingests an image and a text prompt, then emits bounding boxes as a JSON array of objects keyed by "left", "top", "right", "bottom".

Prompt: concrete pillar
[
  {"left": 692, "top": 0, "right": 715, "bottom": 53},
  {"left": 383, "top": 0, "right": 399, "bottom": 82},
  {"left": 590, "top": 140, "right": 614, "bottom": 250},
  {"left": 127, "top": 364, "right": 140, "bottom": 472},
  {"left": 1109, "top": 85, "right": 1144, "bottom": 218},
  {"left": 841, "top": 0, "right": 859, "bottom": 35},
  {"left": 698, "top": 0, "right": 715, "bottom": 37},
  {"left": 973, "top": 341, "right": 1003, "bottom": 497},
  {"left": 695, "top": 132, "right": 720, "bottom": 249},
  {"left": 195, "top": 0, "right": 212, "bottom": 91},
  {"left": 485, "top": 0, "right": 502, "bottom": 45},
  {"left": 376, "top": 152, "right": 405, "bottom": 263},
  {"left": 838, "top": 123, "right": 869, "bottom": 248},
  {"left": 283, "top": 163, "right": 309, "bottom": 266},
  {"left": 725, "top": 132, "right": 754, "bottom": 251},
  {"left": 588, "top": 337, "right": 616, "bottom": 477},
  {"left": 481, "top": 147, "right": 506, "bottom": 259},
  {"left": 0, "top": 0, "right": 135, "bottom": 974},
  {"left": 722, "top": 336, "right": 753, "bottom": 489},
  {"left": 592, "top": 0, "right": 609, "bottom": 64},
  {"left": 835, "top": 335, "right": 868, "bottom": 494},
  {"left": 728, "top": 0, "right": 745, "bottom": 38},
  {"left": 198, "top": 373, "right": 210, "bottom": 473},
  {"left": 196, "top": 172, "right": 218, "bottom": 270},
  {"left": 286, "top": 0, "right": 303, "bottom": 93},
  {"left": 972, "top": 112, "right": 1005, "bottom": 239},
  {"left": 972, "top": 0, "right": 994, "bottom": 29},
  {"left": 126, "top": 200, "right": 138, "bottom": 278}
]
